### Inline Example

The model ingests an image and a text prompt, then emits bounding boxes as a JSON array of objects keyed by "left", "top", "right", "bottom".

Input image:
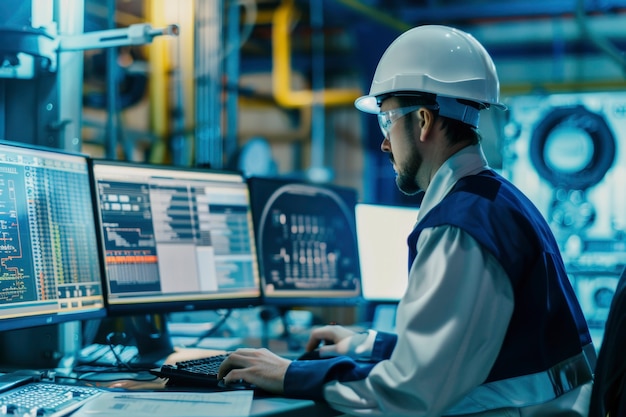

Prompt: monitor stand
[
  {"left": 124, "top": 314, "right": 174, "bottom": 367},
  {"left": 0, "top": 321, "right": 82, "bottom": 370},
  {"left": 259, "top": 306, "right": 303, "bottom": 353}
]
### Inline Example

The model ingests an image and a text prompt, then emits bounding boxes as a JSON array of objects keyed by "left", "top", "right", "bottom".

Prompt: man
[{"left": 218, "top": 25, "right": 595, "bottom": 416}]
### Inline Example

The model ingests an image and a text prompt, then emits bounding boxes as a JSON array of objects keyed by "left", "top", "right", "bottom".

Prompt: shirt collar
[{"left": 418, "top": 144, "right": 490, "bottom": 221}]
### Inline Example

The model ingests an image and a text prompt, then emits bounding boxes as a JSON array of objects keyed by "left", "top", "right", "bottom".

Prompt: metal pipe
[
  {"left": 147, "top": 0, "right": 170, "bottom": 164},
  {"left": 194, "top": 0, "right": 224, "bottom": 168},
  {"left": 54, "top": 0, "right": 84, "bottom": 152},
  {"left": 575, "top": 0, "right": 626, "bottom": 72},
  {"left": 105, "top": 0, "right": 118, "bottom": 159},
  {"left": 309, "top": 0, "right": 327, "bottom": 177},
  {"left": 224, "top": 0, "right": 241, "bottom": 164}
]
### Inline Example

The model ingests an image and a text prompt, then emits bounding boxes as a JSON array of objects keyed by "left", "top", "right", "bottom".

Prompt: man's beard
[{"left": 393, "top": 150, "right": 422, "bottom": 195}]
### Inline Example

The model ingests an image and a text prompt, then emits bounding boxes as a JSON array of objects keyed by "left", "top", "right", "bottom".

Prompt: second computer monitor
[
  {"left": 89, "top": 160, "right": 262, "bottom": 315},
  {"left": 355, "top": 203, "right": 419, "bottom": 302},
  {"left": 247, "top": 177, "right": 362, "bottom": 306}
]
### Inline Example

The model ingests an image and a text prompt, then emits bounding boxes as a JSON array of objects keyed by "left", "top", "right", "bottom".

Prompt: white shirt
[{"left": 323, "top": 145, "right": 591, "bottom": 416}]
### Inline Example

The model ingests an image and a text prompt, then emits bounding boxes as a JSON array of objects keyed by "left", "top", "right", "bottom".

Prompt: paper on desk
[{"left": 71, "top": 390, "right": 253, "bottom": 417}]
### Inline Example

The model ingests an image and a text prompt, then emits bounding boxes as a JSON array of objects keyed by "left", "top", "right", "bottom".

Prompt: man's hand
[
  {"left": 217, "top": 348, "right": 291, "bottom": 394},
  {"left": 305, "top": 325, "right": 357, "bottom": 357}
]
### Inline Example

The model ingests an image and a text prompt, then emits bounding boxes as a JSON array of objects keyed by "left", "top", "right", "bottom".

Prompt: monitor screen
[
  {"left": 0, "top": 141, "right": 105, "bottom": 331},
  {"left": 247, "top": 177, "right": 362, "bottom": 306},
  {"left": 356, "top": 203, "right": 419, "bottom": 302},
  {"left": 89, "top": 160, "right": 262, "bottom": 314}
]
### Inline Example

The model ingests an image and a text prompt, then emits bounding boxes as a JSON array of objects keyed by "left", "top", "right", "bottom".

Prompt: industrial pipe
[{"left": 272, "top": 0, "right": 362, "bottom": 108}]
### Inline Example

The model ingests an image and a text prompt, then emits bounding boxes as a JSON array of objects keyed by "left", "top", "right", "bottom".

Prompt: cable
[
  {"left": 185, "top": 309, "right": 233, "bottom": 348},
  {"left": 105, "top": 332, "right": 133, "bottom": 370}
]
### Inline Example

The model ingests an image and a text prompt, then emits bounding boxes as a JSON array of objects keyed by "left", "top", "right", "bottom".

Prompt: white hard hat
[{"left": 355, "top": 25, "right": 506, "bottom": 127}]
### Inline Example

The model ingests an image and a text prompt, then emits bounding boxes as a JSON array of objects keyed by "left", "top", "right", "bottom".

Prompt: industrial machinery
[
  {"left": 502, "top": 92, "right": 626, "bottom": 344},
  {"left": 0, "top": 2, "right": 176, "bottom": 153}
]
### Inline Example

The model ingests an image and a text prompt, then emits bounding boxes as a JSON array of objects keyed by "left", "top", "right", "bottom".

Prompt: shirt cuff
[{"left": 351, "top": 329, "right": 377, "bottom": 361}]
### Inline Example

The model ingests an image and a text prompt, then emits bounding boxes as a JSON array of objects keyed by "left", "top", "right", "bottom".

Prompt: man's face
[{"left": 379, "top": 98, "right": 423, "bottom": 195}]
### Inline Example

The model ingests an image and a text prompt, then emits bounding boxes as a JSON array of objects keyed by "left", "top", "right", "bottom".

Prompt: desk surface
[
  {"left": 97, "top": 378, "right": 341, "bottom": 417},
  {"left": 92, "top": 348, "right": 342, "bottom": 417},
  {"left": 250, "top": 396, "right": 341, "bottom": 417}
]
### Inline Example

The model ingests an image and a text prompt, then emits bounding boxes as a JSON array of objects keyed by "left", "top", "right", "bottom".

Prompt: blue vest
[{"left": 408, "top": 170, "right": 592, "bottom": 383}]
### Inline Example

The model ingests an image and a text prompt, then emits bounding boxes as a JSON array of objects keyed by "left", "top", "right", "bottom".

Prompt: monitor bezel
[
  {"left": 0, "top": 140, "right": 107, "bottom": 332},
  {"left": 88, "top": 159, "right": 263, "bottom": 316},
  {"left": 247, "top": 176, "right": 363, "bottom": 307}
]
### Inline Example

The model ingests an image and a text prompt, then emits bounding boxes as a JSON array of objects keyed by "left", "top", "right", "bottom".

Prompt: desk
[
  {"left": 93, "top": 348, "right": 343, "bottom": 417},
  {"left": 99, "top": 379, "right": 341, "bottom": 417},
  {"left": 250, "top": 397, "right": 342, "bottom": 417}
]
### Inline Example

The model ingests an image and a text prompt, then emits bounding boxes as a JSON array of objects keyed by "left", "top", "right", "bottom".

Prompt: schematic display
[
  {"left": 0, "top": 145, "right": 104, "bottom": 327},
  {"left": 248, "top": 178, "right": 362, "bottom": 305},
  {"left": 91, "top": 161, "right": 262, "bottom": 313}
]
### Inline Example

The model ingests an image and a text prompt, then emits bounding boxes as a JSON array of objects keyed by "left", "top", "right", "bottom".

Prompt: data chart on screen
[
  {"left": 90, "top": 161, "right": 262, "bottom": 314},
  {"left": 0, "top": 142, "right": 105, "bottom": 331}
]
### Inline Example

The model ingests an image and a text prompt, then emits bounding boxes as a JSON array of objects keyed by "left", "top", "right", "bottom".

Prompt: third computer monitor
[
  {"left": 355, "top": 203, "right": 419, "bottom": 302},
  {"left": 89, "top": 160, "right": 262, "bottom": 315},
  {"left": 247, "top": 177, "right": 362, "bottom": 306}
]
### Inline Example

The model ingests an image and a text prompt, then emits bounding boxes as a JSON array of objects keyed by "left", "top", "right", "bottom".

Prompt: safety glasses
[{"left": 377, "top": 105, "right": 423, "bottom": 138}]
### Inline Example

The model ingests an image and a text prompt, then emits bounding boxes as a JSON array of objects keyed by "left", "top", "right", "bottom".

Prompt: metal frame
[{"left": 0, "top": 0, "right": 176, "bottom": 151}]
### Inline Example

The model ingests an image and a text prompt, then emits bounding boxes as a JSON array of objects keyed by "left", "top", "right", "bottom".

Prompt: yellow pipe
[
  {"left": 145, "top": 0, "right": 195, "bottom": 164},
  {"left": 146, "top": 0, "right": 170, "bottom": 163},
  {"left": 272, "top": 0, "right": 362, "bottom": 108}
]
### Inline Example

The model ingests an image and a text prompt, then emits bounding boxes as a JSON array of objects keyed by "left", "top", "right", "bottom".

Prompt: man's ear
[{"left": 417, "top": 107, "right": 435, "bottom": 142}]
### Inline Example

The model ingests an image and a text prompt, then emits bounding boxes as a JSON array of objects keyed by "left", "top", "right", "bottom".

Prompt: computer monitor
[
  {"left": 355, "top": 203, "right": 418, "bottom": 302},
  {"left": 89, "top": 160, "right": 262, "bottom": 315},
  {"left": 355, "top": 203, "right": 419, "bottom": 333},
  {"left": 247, "top": 177, "right": 362, "bottom": 307},
  {"left": 0, "top": 141, "right": 106, "bottom": 332}
]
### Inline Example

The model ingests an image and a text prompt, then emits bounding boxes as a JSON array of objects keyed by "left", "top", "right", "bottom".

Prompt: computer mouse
[
  {"left": 296, "top": 350, "right": 322, "bottom": 361},
  {"left": 218, "top": 378, "right": 255, "bottom": 390}
]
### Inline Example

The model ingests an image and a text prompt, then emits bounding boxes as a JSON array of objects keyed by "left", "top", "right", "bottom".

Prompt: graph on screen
[
  {"left": 0, "top": 142, "right": 105, "bottom": 331},
  {"left": 90, "top": 160, "right": 262, "bottom": 314}
]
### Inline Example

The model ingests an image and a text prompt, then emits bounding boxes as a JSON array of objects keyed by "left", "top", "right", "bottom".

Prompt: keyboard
[
  {"left": 151, "top": 353, "right": 230, "bottom": 387},
  {"left": 0, "top": 382, "right": 103, "bottom": 417}
]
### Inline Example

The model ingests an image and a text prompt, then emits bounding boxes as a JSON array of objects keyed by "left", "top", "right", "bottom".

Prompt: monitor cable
[
  {"left": 184, "top": 309, "right": 233, "bottom": 348},
  {"left": 105, "top": 332, "right": 133, "bottom": 370}
]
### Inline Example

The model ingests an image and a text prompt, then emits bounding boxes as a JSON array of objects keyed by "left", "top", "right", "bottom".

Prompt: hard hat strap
[{"left": 436, "top": 96, "right": 481, "bottom": 128}]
